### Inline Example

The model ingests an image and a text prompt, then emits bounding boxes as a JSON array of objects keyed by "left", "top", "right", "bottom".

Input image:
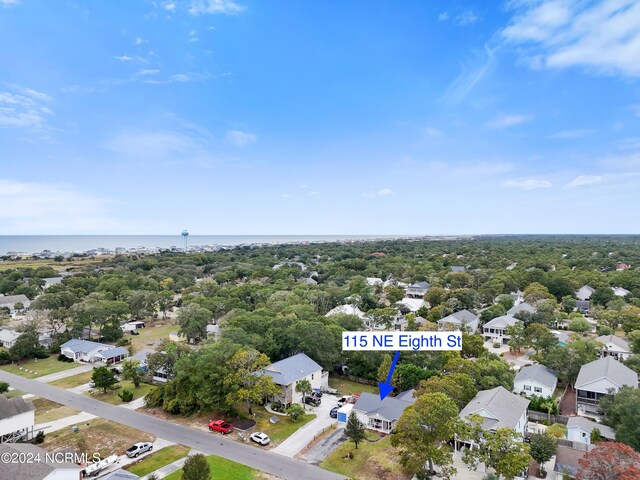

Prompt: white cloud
[
  {"left": 425, "top": 127, "right": 444, "bottom": 137},
  {"left": 107, "top": 131, "right": 197, "bottom": 158},
  {"left": 502, "top": 0, "right": 640, "bottom": 77},
  {"left": 0, "top": 87, "right": 53, "bottom": 131},
  {"left": 163, "top": 2, "right": 176, "bottom": 11},
  {"left": 134, "top": 37, "right": 146, "bottom": 45},
  {"left": 189, "top": 30, "right": 199, "bottom": 42},
  {"left": 135, "top": 69, "right": 160, "bottom": 76},
  {"left": 0, "top": 0, "right": 20, "bottom": 7},
  {"left": 441, "top": 45, "right": 495, "bottom": 104},
  {"left": 487, "top": 114, "right": 532, "bottom": 128},
  {"left": 550, "top": 129, "right": 593, "bottom": 139},
  {"left": 114, "top": 55, "right": 134, "bottom": 62},
  {"left": 451, "top": 162, "right": 513, "bottom": 177},
  {"left": 225, "top": 129, "right": 256, "bottom": 147},
  {"left": 364, "top": 188, "right": 393, "bottom": 198},
  {"left": 455, "top": 9, "right": 479, "bottom": 26},
  {"left": 438, "top": 12, "right": 449, "bottom": 21},
  {"left": 565, "top": 175, "right": 603, "bottom": 188},
  {"left": 504, "top": 178, "right": 552, "bottom": 190},
  {"left": 189, "top": 0, "right": 246, "bottom": 15}
]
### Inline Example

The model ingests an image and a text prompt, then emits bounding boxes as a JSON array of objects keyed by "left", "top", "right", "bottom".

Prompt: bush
[
  {"left": 0, "top": 351, "right": 10, "bottom": 365},
  {"left": 286, "top": 403, "right": 305, "bottom": 422},
  {"left": 547, "top": 423, "right": 567, "bottom": 439},
  {"left": 118, "top": 389, "right": 134, "bottom": 402},
  {"left": 528, "top": 395, "right": 558, "bottom": 415},
  {"left": 34, "top": 431, "right": 45, "bottom": 444},
  {"left": 57, "top": 354, "right": 73, "bottom": 363},
  {"left": 0, "top": 381, "right": 9, "bottom": 394},
  {"left": 493, "top": 342, "right": 501, "bottom": 348},
  {"left": 116, "top": 338, "right": 131, "bottom": 347}
]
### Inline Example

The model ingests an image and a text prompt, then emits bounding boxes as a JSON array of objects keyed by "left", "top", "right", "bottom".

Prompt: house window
[
  {"left": 524, "top": 385, "right": 531, "bottom": 391},
  {"left": 311, "top": 374, "right": 314, "bottom": 380},
  {"left": 534, "top": 387, "right": 543, "bottom": 393}
]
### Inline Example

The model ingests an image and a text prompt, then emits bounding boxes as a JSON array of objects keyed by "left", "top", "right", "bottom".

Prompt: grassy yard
[
  {"left": 0, "top": 356, "right": 80, "bottom": 378},
  {"left": 164, "top": 455, "right": 265, "bottom": 480},
  {"left": 125, "top": 445, "right": 189, "bottom": 476},
  {"left": 5, "top": 389, "right": 25, "bottom": 398},
  {"left": 251, "top": 409, "right": 316, "bottom": 445},
  {"left": 43, "top": 418, "right": 154, "bottom": 458},
  {"left": 88, "top": 380, "right": 154, "bottom": 405},
  {"left": 328, "top": 375, "right": 378, "bottom": 396},
  {"left": 130, "top": 323, "right": 176, "bottom": 351},
  {"left": 32, "top": 397, "right": 80, "bottom": 424},
  {"left": 321, "top": 436, "right": 411, "bottom": 480},
  {"left": 48, "top": 370, "right": 93, "bottom": 389}
]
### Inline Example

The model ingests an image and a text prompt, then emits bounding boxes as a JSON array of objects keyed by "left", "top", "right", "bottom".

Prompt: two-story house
[
  {"left": 259, "top": 352, "right": 327, "bottom": 407},
  {"left": 482, "top": 315, "right": 519, "bottom": 344},
  {"left": 406, "top": 281, "right": 430, "bottom": 299},
  {"left": 596, "top": 334, "right": 632, "bottom": 361},
  {"left": 575, "top": 356, "right": 638, "bottom": 414},
  {"left": 513, "top": 364, "right": 558, "bottom": 398},
  {"left": 437, "top": 309, "right": 479, "bottom": 333}
]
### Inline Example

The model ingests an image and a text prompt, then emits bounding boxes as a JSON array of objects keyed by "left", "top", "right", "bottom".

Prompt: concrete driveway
[{"left": 301, "top": 428, "right": 346, "bottom": 464}]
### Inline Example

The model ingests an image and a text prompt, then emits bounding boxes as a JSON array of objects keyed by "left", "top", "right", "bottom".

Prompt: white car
[
  {"left": 249, "top": 432, "right": 271, "bottom": 446},
  {"left": 125, "top": 442, "right": 153, "bottom": 458}
]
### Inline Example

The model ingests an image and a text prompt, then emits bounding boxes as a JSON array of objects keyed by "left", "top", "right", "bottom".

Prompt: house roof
[
  {"left": 450, "top": 266, "right": 466, "bottom": 272},
  {"left": 0, "top": 329, "right": 20, "bottom": 343},
  {"left": 567, "top": 416, "right": 616, "bottom": 440},
  {"left": 553, "top": 445, "right": 587, "bottom": 476},
  {"left": 483, "top": 314, "right": 519, "bottom": 329},
  {"left": 576, "top": 300, "right": 590, "bottom": 310},
  {"left": 261, "top": 352, "right": 322, "bottom": 386},
  {"left": 325, "top": 304, "right": 365, "bottom": 318},
  {"left": 596, "top": 334, "right": 631, "bottom": 352},
  {"left": 0, "top": 394, "right": 35, "bottom": 420},
  {"left": 0, "top": 444, "right": 80, "bottom": 480},
  {"left": 409, "top": 281, "right": 430, "bottom": 290},
  {"left": 515, "top": 364, "right": 558, "bottom": 389},
  {"left": 353, "top": 391, "right": 416, "bottom": 422},
  {"left": 396, "top": 297, "right": 425, "bottom": 312},
  {"left": 507, "top": 302, "right": 536, "bottom": 315},
  {"left": 612, "top": 286, "right": 630, "bottom": 297},
  {"left": 96, "top": 346, "right": 129, "bottom": 360},
  {"left": 102, "top": 469, "right": 140, "bottom": 480},
  {"left": 459, "top": 386, "right": 530, "bottom": 431},
  {"left": 60, "top": 339, "right": 110, "bottom": 353},
  {"left": 0, "top": 294, "right": 30, "bottom": 306},
  {"left": 131, "top": 349, "right": 154, "bottom": 365},
  {"left": 438, "top": 309, "right": 478, "bottom": 326},
  {"left": 575, "top": 356, "right": 638, "bottom": 391}
]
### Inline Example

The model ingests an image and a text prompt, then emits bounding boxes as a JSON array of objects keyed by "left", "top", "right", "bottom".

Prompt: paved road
[{"left": 0, "top": 371, "right": 347, "bottom": 480}]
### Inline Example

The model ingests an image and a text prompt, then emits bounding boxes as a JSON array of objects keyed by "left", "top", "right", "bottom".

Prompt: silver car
[{"left": 125, "top": 442, "right": 153, "bottom": 458}]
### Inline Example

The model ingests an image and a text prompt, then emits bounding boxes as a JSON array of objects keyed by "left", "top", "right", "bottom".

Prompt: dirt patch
[
  {"left": 559, "top": 386, "right": 576, "bottom": 416},
  {"left": 229, "top": 417, "right": 256, "bottom": 431}
]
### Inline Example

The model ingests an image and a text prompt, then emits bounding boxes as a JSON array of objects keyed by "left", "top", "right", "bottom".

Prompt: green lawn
[
  {"left": 88, "top": 380, "right": 154, "bottom": 405},
  {"left": 251, "top": 409, "right": 316, "bottom": 445},
  {"left": 130, "top": 324, "right": 176, "bottom": 351},
  {"left": 321, "top": 436, "right": 410, "bottom": 480},
  {"left": 49, "top": 370, "right": 93, "bottom": 389},
  {"left": 328, "top": 375, "right": 378, "bottom": 396},
  {"left": 164, "top": 455, "right": 263, "bottom": 480},
  {"left": 0, "top": 356, "right": 80, "bottom": 378},
  {"left": 5, "top": 389, "right": 25, "bottom": 398},
  {"left": 125, "top": 445, "right": 189, "bottom": 476},
  {"left": 32, "top": 397, "right": 80, "bottom": 424}
]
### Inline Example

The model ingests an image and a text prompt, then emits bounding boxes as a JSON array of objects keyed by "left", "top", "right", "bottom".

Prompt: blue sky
[{"left": 1, "top": 0, "right": 639, "bottom": 235}]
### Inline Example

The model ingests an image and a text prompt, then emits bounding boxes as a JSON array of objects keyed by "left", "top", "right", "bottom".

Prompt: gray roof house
[
  {"left": 406, "top": 281, "right": 430, "bottom": 299},
  {"left": 102, "top": 469, "right": 140, "bottom": 480},
  {"left": 259, "top": 352, "right": 325, "bottom": 406},
  {"left": 459, "top": 386, "right": 530, "bottom": 438},
  {"left": 575, "top": 356, "right": 638, "bottom": 414},
  {"left": 350, "top": 390, "right": 416, "bottom": 434},
  {"left": 507, "top": 302, "right": 536, "bottom": 316},
  {"left": 60, "top": 339, "right": 118, "bottom": 363},
  {"left": 0, "top": 443, "right": 82, "bottom": 480},
  {"left": 596, "top": 334, "right": 632, "bottom": 361},
  {"left": 514, "top": 364, "right": 558, "bottom": 397},
  {"left": 93, "top": 346, "right": 130, "bottom": 364},
  {"left": 566, "top": 416, "right": 616, "bottom": 445},
  {"left": 0, "top": 329, "right": 20, "bottom": 348},
  {"left": 553, "top": 445, "right": 588, "bottom": 479},
  {"left": 438, "top": 309, "right": 479, "bottom": 333},
  {"left": 0, "top": 294, "right": 31, "bottom": 312},
  {"left": 450, "top": 266, "right": 466, "bottom": 273},
  {"left": 482, "top": 315, "right": 519, "bottom": 344},
  {"left": 576, "top": 285, "right": 595, "bottom": 301},
  {"left": 0, "top": 394, "right": 35, "bottom": 443}
]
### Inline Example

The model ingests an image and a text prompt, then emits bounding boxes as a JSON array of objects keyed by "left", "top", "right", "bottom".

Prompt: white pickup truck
[{"left": 82, "top": 454, "right": 120, "bottom": 477}]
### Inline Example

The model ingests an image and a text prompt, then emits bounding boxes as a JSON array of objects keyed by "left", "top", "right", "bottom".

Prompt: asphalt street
[{"left": 0, "top": 370, "right": 347, "bottom": 480}]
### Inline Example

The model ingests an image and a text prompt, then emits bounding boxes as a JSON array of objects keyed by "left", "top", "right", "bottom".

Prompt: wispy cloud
[
  {"left": 565, "top": 175, "right": 603, "bottom": 188},
  {"left": 189, "top": 30, "right": 199, "bottom": 42},
  {"left": 451, "top": 162, "right": 512, "bottom": 177},
  {"left": 364, "top": 188, "right": 393, "bottom": 198},
  {"left": 504, "top": 178, "right": 552, "bottom": 190},
  {"left": 189, "top": 0, "right": 246, "bottom": 15},
  {"left": 107, "top": 131, "right": 197, "bottom": 158},
  {"left": 487, "top": 113, "right": 532, "bottom": 129},
  {"left": 0, "top": 0, "right": 20, "bottom": 7},
  {"left": 425, "top": 126, "right": 444, "bottom": 137},
  {"left": 502, "top": 0, "right": 640, "bottom": 77},
  {"left": 134, "top": 37, "right": 146, "bottom": 45},
  {"left": 0, "top": 86, "right": 55, "bottom": 138},
  {"left": 455, "top": 9, "right": 479, "bottom": 26},
  {"left": 438, "top": 12, "right": 449, "bottom": 21},
  {"left": 550, "top": 129, "right": 593, "bottom": 139},
  {"left": 162, "top": 2, "right": 176, "bottom": 12},
  {"left": 225, "top": 129, "right": 256, "bottom": 147},
  {"left": 441, "top": 45, "right": 495, "bottom": 104}
]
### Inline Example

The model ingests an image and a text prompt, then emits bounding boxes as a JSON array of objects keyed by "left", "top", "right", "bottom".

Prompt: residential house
[
  {"left": 396, "top": 297, "right": 426, "bottom": 313},
  {"left": 612, "top": 286, "right": 631, "bottom": 297},
  {"left": 553, "top": 445, "right": 589, "bottom": 480},
  {"left": 338, "top": 390, "right": 416, "bottom": 434},
  {"left": 507, "top": 302, "right": 536, "bottom": 316},
  {"left": 406, "top": 281, "right": 430, "bottom": 299},
  {"left": 0, "top": 329, "right": 20, "bottom": 349},
  {"left": 458, "top": 386, "right": 530, "bottom": 448},
  {"left": 566, "top": 416, "right": 616, "bottom": 446},
  {"left": 0, "top": 443, "right": 82, "bottom": 479},
  {"left": 366, "top": 277, "right": 383, "bottom": 286},
  {"left": 616, "top": 262, "right": 631, "bottom": 271},
  {"left": 552, "top": 330, "right": 571, "bottom": 347},
  {"left": 596, "top": 334, "right": 632, "bottom": 361},
  {"left": 482, "top": 315, "right": 519, "bottom": 344},
  {"left": 393, "top": 317, "right": 408, "bottom": 331},
  {"left": 42, "top": 277, "right": 63, "bottom": 289},
  {"left": 325, "top": 304, "right": 365, "bottom": 319},
  {"left": 575, "top": 356, "right": 638, "bottom": 414},
  {"left": 576, "top": 286, "right": 595, "bottom": 302},
  {"left": 92, "top": 346, "right": 130, "bottom": 365},
  {"left": 450, "top": 266, "right": 466, "bottom": 273},
  {"left": 437, "top": 309, "right": 479, "bottom": 333},
  {"left": 513, "top": 364, "right": 558, "bottom": 398},
  {"left": 131, "top": 349, "right": 170, "bottom": 383},
  {"left": 259, "top": 352, "right": 326, "bottom": 407},
  {"left": 206, "top": 323, "right": 221, "bottom": 339},
  {"left": 60, "top": 339, "right": 116, "bottom": 363},
  {"left": 575, "top": 300, "right": 590, "bottom": 314},
  {"left": 0, "top": 394, "right": 35, "bottom": 443},
  {"left": 0, "top": 294, "right": 31, "bottom": 314}
]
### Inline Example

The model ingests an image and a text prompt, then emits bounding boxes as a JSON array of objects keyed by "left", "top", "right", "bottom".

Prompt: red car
[{"left": 208, "top": 419, "right": 233, "bottom": 434}]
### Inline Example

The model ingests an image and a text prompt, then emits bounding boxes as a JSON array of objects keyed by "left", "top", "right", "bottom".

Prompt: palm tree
[{"left": 296, "top": 379, "right": 312, "bottom": 410}]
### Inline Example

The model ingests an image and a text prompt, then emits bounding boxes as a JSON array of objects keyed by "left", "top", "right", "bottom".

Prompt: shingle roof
[
  {"left": 60, "top": 338, "right": 110, "bottom": 353},
  {"left": 515, "top": 364, "right": 558, "bottom": 389},
  {"left": 261, "top": 352, "right": 322, "bottom": 386},
  {"left": 596, "top": 334, "right": 631, "bottom": 352},
  {"left": 409, "top": 281, "right": 430, "bottom": 290},
  {"left": 575, "top": 356, "right": 638, "bottom": 391},
  {"left": 96, "top": 346, "right": 129, "bottom": 359},
  {"left": 459, "top": 386, "right": 530, "bottom": 431},
  {"left": 0, "top": 329, "right": 20, "bottom": 343},
  {"left": 325, "top": 304, "right": 365, "bottom": 318},
  {"left": 0, "top": 394, "right": 35, "bottom": 420},
  {"left": 450, "top": 266, "right": 466, "bottom": 272},
  {"left": 483, "top": 314, "right": 519, "bottom": 329},
  {"left": 438, "top": 309, "right": 478, "bottom": 326},
  {"left": 131, "top": 349, "right": 154, "bottom": 365},
  {"left": 507, "top": 302, "right": 536, "bottom": 315},
  {"left": 553, "top": 445, "right": 587, "bottom": 476},
  {"left": 567, "top": 416, "right": 616, "bottom": 440},
  {"left": 0, "top": 294, "right": 30, "bottom": 307},
  {"left": 353, "top": 391, "right": 416, "bottom": 422}
]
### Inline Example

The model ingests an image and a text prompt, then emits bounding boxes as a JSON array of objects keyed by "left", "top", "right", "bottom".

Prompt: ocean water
[{"left": 0, "top": 235, "right": 403, "bottom": 255}]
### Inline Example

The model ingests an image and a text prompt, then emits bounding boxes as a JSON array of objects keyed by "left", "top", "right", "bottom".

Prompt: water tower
[{"left": 181, "top": 230, "right": 189, "bottom": 252}]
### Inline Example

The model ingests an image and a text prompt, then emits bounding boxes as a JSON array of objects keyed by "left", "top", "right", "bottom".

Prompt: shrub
[
  {"left": 118, "top": 389, "right": 134, "bottom": 402},
  {"left": 493, "top": 342, "right": 501, "bottom": 348},
  {"left": 286, "top": 403, "right": 305, "bottom": 422},
  {"left": 0, "top": 381, "right": 9, "bottom": 394},
  {"left": 34, "top": 431, "right": 45, "bottom": 444},
  {"left": 0, "top": 351, "right": 10, "bottom": 365}
]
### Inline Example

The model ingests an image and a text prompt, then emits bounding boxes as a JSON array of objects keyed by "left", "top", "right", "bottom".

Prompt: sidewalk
[{"left": 36, "top": 364, "right": 93, "bottom": 383}]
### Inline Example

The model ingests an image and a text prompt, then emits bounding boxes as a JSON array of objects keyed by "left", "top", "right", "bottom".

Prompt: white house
[
  {"left": 259, "top": 352, "right": 326, "bottom": 407},
  {"left": 0, "top": 394, "right": 35, "bottom": 443},
  {"left": 566, "top": 416, "right": 616, "bottom": 446},
  {"left": 325, "top": 304, "right": 365, "bottom": 319},
  {"left": 0, "top": 329, "right": 20, "bottom": 349},
  {"left": 513, "top": 364, "right": 558, "bottom": 398},
  {"left": 482, "top": 315, "right": 519, "bottom": 344},
  {"left": 437, "top": 309, "right": 479, "bottom": 333},
  {"left": 396, "top": 297, "right": 426, "bottom": 313},
  {"left": 459, "top": 386, "right": 530, "bottom": 439},
  {"left": 338, "top": 390, "right": 416, "bottom": 434},
  {"left": 60, "top": 339, "right": 116, "bottom": 363},
  {"left": 406, "top": 281, "right": 430, "bottom": 298},
  {"left": 92, "top": 346, "right": 130, "bottom": 365},
  {"left": 130, "top": 349, "right": 170, "bottom": 383},
  {"left": 0, "top": 443, "right": 82, "bottom": 479},
  {"left": 576, "top": 286, "right": 595, "bottom": 302},
  {"left": 575, "top": 356, "right": 638, "bottom": 414},
  {"left": 0, "top": 294, "right": 31, "bottom": 314},
  {"left": 121, "top": 321, "right": 145, "bottom": 332},
  {"left": 612, "top": 286, "right": 631, "bottom": 297},
  {"left": 596, "top": 334, "right": 632, "bottom": 361},
  {"left": 366, "top": 277, "right": 383, "bottom": 287}
]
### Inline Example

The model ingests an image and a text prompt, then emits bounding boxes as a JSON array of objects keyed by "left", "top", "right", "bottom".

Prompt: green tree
[
  {"left": 121, "top": 358, "right": 142, "bottom": 388},
  {"left": 366, "top": 307, "right": 397, "bottom": 330},
  {"left": 395, "top": 363, "right": 437, "bottom": 391},
  {"left": 530, "top": 432, "right": 557, "bottom": 476},
  {"left": 568, "top": 317, "right": 591, "bottom": 334},
  {"left": 461, "top": 333, "right": 485, "bottom": 359},
  {"left": 177, "top": 303, "right": 212, "bottom": 343},
  {"left": 495, "top": 294, "right": 515, "bottom": 312},
  {"left": 599, "top": 386, "right": 640, "bottom": 451},
  {"left": 507, "top": 322, "right": 527, "bottom": 352},
  {"left": 345, "top": 411, "right": 366, "bottom": 450},
  {"left": 526, "top": 323, "right": 558, "bottom": 355},
  {"left": 590, "top": 428, "right": 602, "bottom": 444},
  {"left": 561, "top": 295, "right": 577, "bottom": 313},
  {"left": 416, "top": 373, "right": 477, "bottom": 410},
  {"left": 0, "top": 381, "right": 9, "bottom": 394},
  {"left": 627, "top": 330, "right": 640, "bottom": 354},
  {"left": 480, "top": 304, "right": 506, "bottom": 324},
  {"left": 392, "top": 392, "right": 459, "bottom": 479},
  {"left": 377, "top": 353, "right": 396, "bottom": 384},
  {"left": 181, "top": 453, "right": 210, "bottom": 480},
  {"left": 623, "top": 354, "right": 640, "bottom": 375},
  {"left": 225, "top": 348, "right": 279, "bottom": 415},
  {"left": 286, "top": 403, "right": 305, "bottom": 422},
  {"left": 620, "top": 306, "right": 640, "bottom": 335},
  {"left": 92, "top": 366, "right": 117, "bottom": 393},
  {"left": 295, "top": 378, "right": 312, "bottom": 411},
  {"left": 591, "top": 287, "right": 615, "bottom": 306},
  {"left": 385, "top": 285, "right": 406, "bottom": 304}
]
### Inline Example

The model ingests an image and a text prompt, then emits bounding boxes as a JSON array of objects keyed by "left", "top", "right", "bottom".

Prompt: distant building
[
  {"left": 507, "top": 302, "right": 536, "bottom": 316},
  {"left": 612, "top": 286, "right": 631, "bottom": 297},
  {"left": 575, "top": 356, "right": 638, "bottom": 414},
  {"left": 0, "top": 294, "right": 31, "bottom": 314},
  {"left": 406, "top": 281, "right": 430, "bottom": 299},
  {"left": 576, "top": 286, "right": 595, "bottom": 302},
  {"left": 259, "top": 353, "right": 326, "bottom": 407},
  {"left": 120, "top": 321, "right": 145, "bottom": 332},
  {"left": 513, "top": 364, "right": 557, "bottom": 398},
  {"left": 616, "top": 262, "right": 631, "bottom": 271},
  {"left": 325, "top": 304, "right": 365, "bottom": 319},
  {"left": 596, "top": 334, "right": 632, "bottom": 361},
  {"left": 450, "top": 266, "right": 466, "bottom": 273},
  {"left": 566, "top": 416, "right": 616, "bottom": 446},
  {"left": 437, "top": 309, "right": 479, "bottom": 333},
  {"left": 0, "top": 329, "right": 20, "bottom": 349},
  {"left": 60, "top": 339, "right": 128, "bottom": 364},
  {"left": 396, "top": 297, "right": 426, "bottom": 313},
  {"left": 482, "top": 315, "right": 519, "bottom": 344},
  {"left": 0, "top": 394, "right": 35, "bottom": 443},
  {"left": 553, "top": 445, "right": 588, "bottom": 479}
]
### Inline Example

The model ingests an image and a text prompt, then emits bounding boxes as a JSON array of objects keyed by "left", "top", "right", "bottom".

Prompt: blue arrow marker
[{"left": 378, "top": 351, "right": 400, "bottom": 400}]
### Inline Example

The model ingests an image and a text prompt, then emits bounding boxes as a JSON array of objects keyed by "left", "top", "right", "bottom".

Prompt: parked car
[
  {"left": 330, "top": 406, "right": 339, "bottom": 418},
  {"left": 337, "top": 396, "right": 350, "bottom": 407},
  {"left": 208, "top": 419, "right": 234, "bottom": 434},
  {"left": 304, "top": 396, "right": 321, "bottom": 406},
  {"left": 249, "top": 432, "right": 271, "bottom": 445},
  {"left": 129, "top": 330, "right": 140, "bottom": 335},
  {"left": 125, "top": 442, "right": 153, "bottom": 458},
  {"left": 311, "top": 391, "right": 322, "bottom": 399},
  {"left": 271, "top": 401, "right": 285, "bottom": 412}
]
